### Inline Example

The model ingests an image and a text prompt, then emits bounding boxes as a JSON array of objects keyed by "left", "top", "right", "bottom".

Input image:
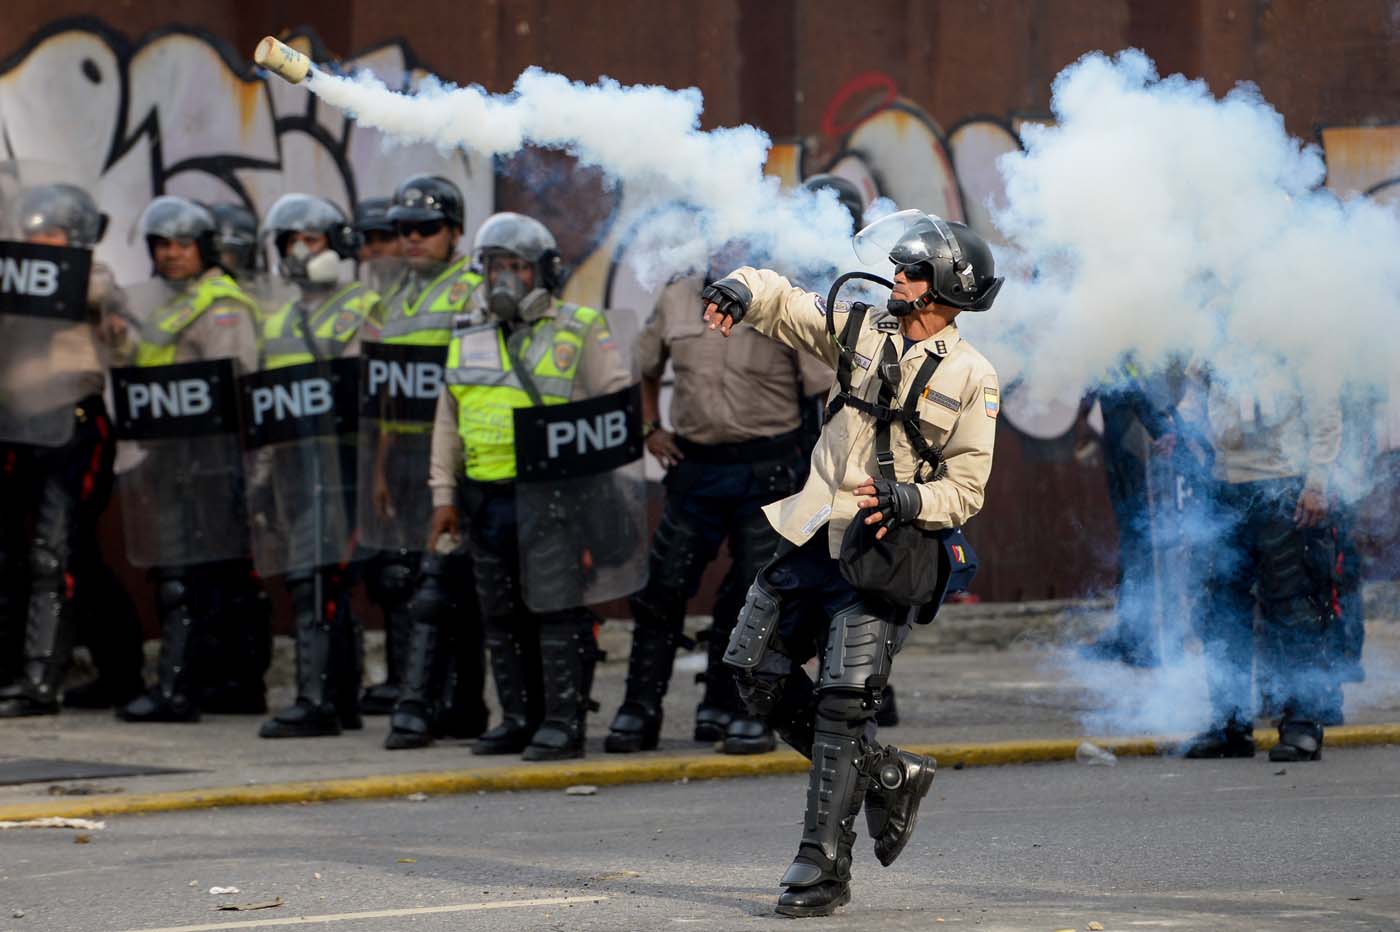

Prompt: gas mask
[
  {"left": 488, "top": 269, "right": 549, "bottom": 323},
  {"left": 283, "top": 240, "right": 340, "bottom": 285}
]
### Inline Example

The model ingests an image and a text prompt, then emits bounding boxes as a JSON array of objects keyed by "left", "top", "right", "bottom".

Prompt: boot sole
[
  {"left": 720, "top": 738, "right": 776, "bottom": 755},
  {"left": 522, "top": 746, "right": 585, "bottom": 762},
  {"left": 259, "top": 724, "right": 341, "bottom": 739},
  {"left": 604, "top": 732, "right": 658, "bottom": 753},
  {"left": 774, "top": 888, "right": 851, "bottom": 918},
  {"left": 1268, "top": 745, "right": 1321, "bottom": 762}
]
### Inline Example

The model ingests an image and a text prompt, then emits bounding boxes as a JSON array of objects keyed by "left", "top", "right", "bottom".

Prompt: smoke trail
[{"left": 305, "top": 67, "right": 858, "bottom": 284}]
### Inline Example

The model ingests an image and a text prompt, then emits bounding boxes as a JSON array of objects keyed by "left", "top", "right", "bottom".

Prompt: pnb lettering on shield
[
  {"left": 0, "top": 257, "right": 60, "bottom": 297},
  {"left": 546, "top": 410, "right": 628, "bottom": 458},
  {"left": 252, "top": 379, "right": 333, "bottom": 425},
  {"left": 126, "top": 379, "right": 213, "bottom": 419},
  {"left": 367, "top": 358, "right": 442, "bottom": 399}
]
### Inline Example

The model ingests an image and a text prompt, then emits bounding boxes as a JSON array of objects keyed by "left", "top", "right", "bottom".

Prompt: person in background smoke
[
  {"left": 210, "top": 203, "right": 263, "bottom": 287},
  {"left": 109, "top": 196, "right": 263, "bottom": 723},
  {"left": 0, "top": 182, "right": 142, "bottom": 716},
  {"left": 1184, "top": 364, "right": 1343, "bottom": 762},
  {"left": 603, "top": 242, "right": 833, "bottom": 757},
  {"left": 702, "top": 212, "right": 1001, "bottom": 917},
  {"left": 429, "top": 211, "right": 630, "bottom": 761}
]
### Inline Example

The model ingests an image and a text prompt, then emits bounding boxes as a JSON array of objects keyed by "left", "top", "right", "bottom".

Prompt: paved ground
[
  {"left": 3, "top": 746, "right": 1398, "bottom": 932},
  {"left": 2, "top": 613, "right": 1399, "bottom": 808}
]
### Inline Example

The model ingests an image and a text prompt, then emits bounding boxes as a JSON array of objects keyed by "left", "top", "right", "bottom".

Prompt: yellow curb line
[{"left": 3, "top": 723, "right": 1396, "bottom": 822}]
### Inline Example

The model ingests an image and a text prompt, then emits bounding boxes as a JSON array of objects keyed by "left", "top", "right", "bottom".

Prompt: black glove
[
  {"left": 700, "top": 277, "right": 753, "bottom": 326},
  {"left": 867, "top": 478, "right": 922, "bottom": 530}
]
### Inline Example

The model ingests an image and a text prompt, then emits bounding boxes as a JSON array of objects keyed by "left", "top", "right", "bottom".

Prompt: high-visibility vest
[
  {"left": 261, "top": 282, "right": 380, "bottom": 370},
  {"left": 445, "top": 303, "right": 602, "bottom": 481},
  {"left": 378, "top": 256, "right": 482, "bottom": 347},
  {"left": 134, "top": 274, "right": 258, "bottom": 367}
]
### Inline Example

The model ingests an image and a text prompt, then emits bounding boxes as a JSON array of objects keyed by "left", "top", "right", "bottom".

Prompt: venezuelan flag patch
[
  {"left": 983, "top": 386, "right": 999, "bottom": 419},
  {"left": 951, "top": 543, "right": 966, "bottom": 564}
]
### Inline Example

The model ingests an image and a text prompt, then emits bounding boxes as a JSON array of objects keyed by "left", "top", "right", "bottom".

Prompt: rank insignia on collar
[
  {"left": 935, "top": 339, "right": 947, "bottom": 355},
  {"left": 874, "top": 318, "right": 899, "bottom": 333}
]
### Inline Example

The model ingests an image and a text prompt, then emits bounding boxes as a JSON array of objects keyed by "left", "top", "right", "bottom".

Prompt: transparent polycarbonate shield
[
  {"left": 110, "top": 356, "right": 248, "bottom": 567},
  {"left": 515, "top": 381, "right": 648, "bottom": 613},
  {"left": 0, "top": 161, "right": 99, "bottom": 445},
  {"left": 356, "top": 340, "right": 445, "bottom": 552},
  {"left": 238, "top": 358, "right": 360, "bottom": 577},
  {"left": 853, "top": 208, "right": 956, "bottom": 266}
]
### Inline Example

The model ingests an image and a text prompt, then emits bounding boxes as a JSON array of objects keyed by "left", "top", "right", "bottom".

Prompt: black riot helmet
[
  {"left": 803, "top": 173, "right": 864, "bottom": 233},
  {"left": 15, "top": 183, "right": 108, "bottom": 248},
  {"left": 262, "top": 194, "right": 358, "bottom": 284},
  {"left": 473, "top": 211, "right": 566, "bottom": 294},
  {"left": 388, "top": 174, "right": 464, "bottom": 230},
  {"left": 854, "top": 209, "right": 1003, "bottom": 313},
  {"left": 354, "top": 197, "right": 395, "bottom": 235},
  {"left": 210, "top": 202, "right": 260, "bottom": 274},
  {"left": 139, "top": 195, "right": 220, "bottom": 269}
]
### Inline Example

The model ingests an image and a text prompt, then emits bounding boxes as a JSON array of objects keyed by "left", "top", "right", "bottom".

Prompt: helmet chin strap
[{"left": 886, "top": 286, "right": 936, "bottom": 318}]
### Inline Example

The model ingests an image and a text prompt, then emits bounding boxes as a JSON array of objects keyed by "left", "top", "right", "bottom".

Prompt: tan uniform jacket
[
  {"left": 725, "top": 267, "right": 1000, "bottom": 556},
  {"left": 428, "top": 301, "right": 633, "bottom": 508},
  {"left": 1205, "top": 374, "right": 1340, "bottom": 493},
  {"left": 640, "top": 275, "right": 833, "bottom": 444},
  {"left": 109, "top": 270, "right": 259, "bottom": 373}
]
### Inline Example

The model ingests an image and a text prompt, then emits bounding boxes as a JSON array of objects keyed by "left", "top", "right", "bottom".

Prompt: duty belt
[{"left": 674, "top": 429, "right": 802, "bottom": 464}]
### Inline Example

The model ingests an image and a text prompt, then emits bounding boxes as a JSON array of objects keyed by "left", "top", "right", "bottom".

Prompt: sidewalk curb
[{"left": 4, "top": 723, "right": 1397, "bottom": 822}]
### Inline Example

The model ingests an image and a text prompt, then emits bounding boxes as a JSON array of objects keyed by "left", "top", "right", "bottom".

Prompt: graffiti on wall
[{"left": 2, "top": 21, "right": 1393, "bottom": 449}]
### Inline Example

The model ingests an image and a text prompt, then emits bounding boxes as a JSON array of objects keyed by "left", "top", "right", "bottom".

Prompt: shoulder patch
[
  {"left": 983, "top": 386, "right": 1000, "bottom": 419},
  {"left": 211, "top": 305, "right": 244, "bottom": 328},
  {"left": 448, "top": 280, "right": 471, "bottom": 306},
  {"left": 552, "top": 341, "right": 578, "bottom": 371}
]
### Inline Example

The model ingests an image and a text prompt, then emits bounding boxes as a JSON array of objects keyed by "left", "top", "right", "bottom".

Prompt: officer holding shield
[
  {"left": 0, "top": 173, "right": 137, "bottom": 716},
  {"left": 701, "top": 211, "right": 1001, "bottom": 917},
  {"left": 252, "top": 194, "right": 381, "bottom": 739},
  {"left": 429, "top": 211, "right": 638, "bottom": 761},
  {"left": 106, "top": 195, "right": 262, "bottom": 722}
]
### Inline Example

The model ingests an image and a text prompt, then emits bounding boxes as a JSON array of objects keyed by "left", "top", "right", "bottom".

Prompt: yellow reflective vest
[
  {"left": 378, "top": 256, "right": 482, "bottom": 348},
  {"left": 261, "top": 282, "right": 380, "bottom": 370},
  {"left": 134, "top": 274, "right": 258, "bottom": 367},
  {"left": 445, "top": 303, "right": 602, "bottom": 481}
]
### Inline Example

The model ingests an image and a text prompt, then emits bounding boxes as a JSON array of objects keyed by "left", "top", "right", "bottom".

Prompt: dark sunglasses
[{"left": 395, "top": 219, "right": 445, "bottom": 238}]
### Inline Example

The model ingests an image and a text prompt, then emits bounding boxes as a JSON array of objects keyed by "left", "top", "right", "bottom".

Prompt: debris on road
[
  {"left": 1088, "top": 922, "right": 1106, "bottom": 931},
  {"left": 214, "top": 897, "right": 284, "bottom": 912},
  {"left": 405, "top": 792, "right": 428, "bottom": 802},
  {"left": 396, "top": 858, "right": 416, "bottom": 864},
  {"left": 73, "top": 834, "right": 91, "bottom": 844},
  {"left": 0, "top": 817, "right": 105, "bottom": 831},
  {"left": 208, "top": 886, "right": 240, "bottom": 895},
  {"left": 12, "top": 909, "right": 24, "bottom": 918},
  {"left": 1074, "top": 741, "right": 1118, "bottom": 766},
  {"left": 565, "top": 785, "right": 598, "bottom": 796},
  {"left": 47, "top": 784, "right": 122, "bottom": 796}
]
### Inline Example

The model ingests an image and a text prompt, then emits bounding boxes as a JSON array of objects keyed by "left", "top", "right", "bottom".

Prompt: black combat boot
[
  {"left": 524, "top": 618, "right": 595, "bottom": 762},
  {"left": 863, "top": 746, "right": 937, "bottom": 866},
  {"left": 694, "top": 624, "right": 735, "bottom": 743},
  {"left": 0, "top": 564, "right": 77, "bottom": 718},
  {"left": 384, "top": 617, "right": 444, "bottom": 750},
  {"left": 473, "top": 621, "right": 542, "bottom": 755},
  {"left": 118, "top": 577, "right": 200, "bottom": 723},
  {"left": 1268, "top": 719, "right": 1324, "bottom": 762},
  {"left": 774, "top": 728, "right": 870, "bottom": 918},
  {"left": 361, "top": 601, "right": 410, "bottom": 716},
  {"left": 605, "top": 616, "right": 679, "bottom": 753},
  {"left": 1182, "top": 716, "right": 1256, "bottom": 759},
  {"left": 259, "top": 578, "right": 340, "bottom": 738}
]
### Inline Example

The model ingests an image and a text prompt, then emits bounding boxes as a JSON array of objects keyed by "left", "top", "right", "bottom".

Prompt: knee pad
[
  {"left": 724, "top": 581, "right": 781, "bottom": 673},
  {"left": 735, "top": 672, "right": 783, "bottom": 719},
  {"left": 369, "top": 558, "right": 417, "bottom": 607},
  {"left": 156, "top": 576, "right": 188, "bottom": 610},
  {"left": 815, "top": 688, "right": 872, "bottom": 735},
  {"left": 819, "top": 604, "right": 896, "bottom": 699},
  {"left": 649, "top": 504, "right": 708, "bottom": 595},
  {"left": 29, "top": 542, "right": 62, "bottom": 586}
]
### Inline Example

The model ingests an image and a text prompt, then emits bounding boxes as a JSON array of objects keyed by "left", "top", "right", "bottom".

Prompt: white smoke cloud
[{"left": 304, "top": 66, "right": 857, "bottom": 284}]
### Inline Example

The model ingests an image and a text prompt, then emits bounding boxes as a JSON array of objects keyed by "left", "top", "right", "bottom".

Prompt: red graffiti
[{"left": 820, "top": 71, "right": 898, "bottom": 139}]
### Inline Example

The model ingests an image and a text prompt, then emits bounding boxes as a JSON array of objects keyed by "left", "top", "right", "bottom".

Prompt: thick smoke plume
[{"left": 305, "top": 66, "right": 858, "bottom": 283}]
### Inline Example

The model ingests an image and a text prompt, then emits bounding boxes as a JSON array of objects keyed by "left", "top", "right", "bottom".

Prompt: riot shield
[
  {"left": 111, "top": 358, "right": 249, "bottom": 567},
  {"left": 514, "top": 382, "right": 648, "bottom": 612},
  {"left": 356, "top": 341, "right": 445, "bottom": 552},
  {"left": 238, "top": 358, "right": 360, "bottom": 577},
  {"left": 1146, "top": 431, "right": 1212, "bottom": 662},
  {"left": 0, "top": 161, "right": 100, "bottom": 445}
]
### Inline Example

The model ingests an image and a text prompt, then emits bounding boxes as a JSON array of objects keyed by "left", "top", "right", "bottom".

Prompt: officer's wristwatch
[{"left": 642, "top": 420, "right": 663, "bottom": 438}]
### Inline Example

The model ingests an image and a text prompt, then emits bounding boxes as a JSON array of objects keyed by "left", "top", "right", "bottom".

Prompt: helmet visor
[{"left": 852, "top": 209, "right": 958, "bottom": 268}]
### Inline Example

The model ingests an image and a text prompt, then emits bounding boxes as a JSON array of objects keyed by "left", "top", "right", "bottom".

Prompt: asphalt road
[{"left": 3, "top": 747, "right": 1398, "bottom": 932}]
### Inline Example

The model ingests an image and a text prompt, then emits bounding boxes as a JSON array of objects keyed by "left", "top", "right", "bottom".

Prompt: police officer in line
[
  {"left": 368, "top": 176, "right": 488, "bottom": 748},
  {"left": 701, "top": 211, "right": 1001, "bottom": 917},
  {"left": 0, "top": 181, "right": 141, "bottom": 716},
  {"left": 354, "top": 197, "right": 402, "bottom": 295},
  {"left": 428, "top": 212, "right": 632, "bottom": 761},
  {"left": 254, "top": 194, "right": 381, "bottom": 739},
  {"left": 360, "top": 176, "right": 486, "bottom": 733},
  {"left": 1184, "top": 366, "right": 1344, "bottom": 762},
  {"left": 210, "top": 202, "right": 263, "bottom": 286},
  {"left": 604, "top": 245, "right": 835, "bottom": 756},
  {"left": 103, "top": 196, "right": 263, "bottom": 722}
]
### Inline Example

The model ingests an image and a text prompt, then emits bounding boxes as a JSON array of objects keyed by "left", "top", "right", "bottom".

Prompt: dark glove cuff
[{"left": 700, "top": 277, "right": 753, "bottom": 324}]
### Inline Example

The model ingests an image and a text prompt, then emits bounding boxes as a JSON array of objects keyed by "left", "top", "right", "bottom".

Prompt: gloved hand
[
  {"left": 700, "top": 277, "right": 753, "bottom": 336},
  {"left": 854, "top": 476, "right": 922, "bottom": 538}
]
